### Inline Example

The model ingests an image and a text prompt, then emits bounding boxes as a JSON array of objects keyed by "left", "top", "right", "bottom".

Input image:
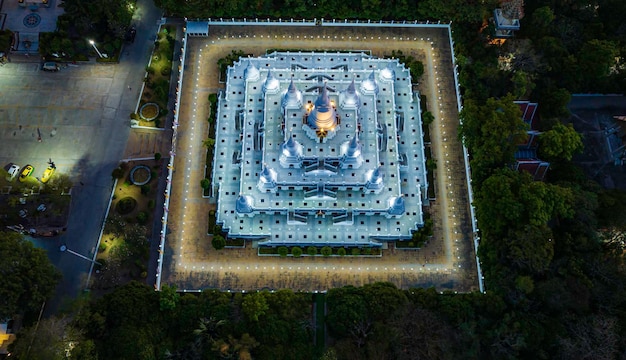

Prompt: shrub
[
  {"left": 321, "top": 246, "right": 332, "bottom": 257},
  {"left": 307, "top": 246, "right": 317, "bottom": 256},
  {"left": 130, "top": 112, "right": 139, "bottom": 120},
  {"left": 98, "top": 243, "right": 107, "bottom": 252},
  {"left": 116, "top": 197, "right": 137, "bottom": 215},
  {"left": 148, "top": 199, "right": 155, "bottom": 209},
  {"left": 278, "top": 246, "right": 289, "bottom": 258},
  {"left": 351, "top": 248, "right": 361, "bottom": 256},
  {"left": 141, "top": 184, "right": 151, "bottom": 195},
  {"left": 161, "top": 67, "right": 171, "bottom": 76},
  {"left": 291, "top": 247, "right": 303, "bottom": 257},
  {"left": 212, "top": 235, "right": 226, "bottom": 250},
  {"left": 136, "top": 211, "right": 148, "bottom": 225},
  {"left": 111, "top": 167, "right": 125, "bottom": 179},
  {"left": 146, "top": 66, "right": 155, "bottom": 74},
  {"left": 150, "top": 171, "right": 157, "bottom": 181},
  {"left": 363, "top": 247, "right": 372, "bottom": 255},
  {"left": 337, "top": 248, "right": 346, "bottom": 256},
  {"left": 154, "top": 152, "right": 162, "bottom": 161},
  {"left": 200, "top": 178, "right": 210, "bottom": 190}
]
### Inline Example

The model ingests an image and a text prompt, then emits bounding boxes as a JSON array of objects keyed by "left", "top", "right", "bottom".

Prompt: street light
[{"left": 88, "top": 39, "right": 103, "bottom": 58}]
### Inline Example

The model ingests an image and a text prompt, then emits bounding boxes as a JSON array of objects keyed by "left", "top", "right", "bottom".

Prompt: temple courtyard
[{"left": 161, "top": 24, "right": 479, "bottom": 292}]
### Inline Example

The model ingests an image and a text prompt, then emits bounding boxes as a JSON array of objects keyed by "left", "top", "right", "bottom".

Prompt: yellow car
[
  {"left": 41, "top": 165, "right": 56, "bottom": 183},
  {"left": 19, "top": 165, "right": 34, "bottom": 182}
]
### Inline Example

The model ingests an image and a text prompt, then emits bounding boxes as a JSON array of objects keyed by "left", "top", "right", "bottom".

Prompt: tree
[
  {"left": 321, "top": 246, "right": 332, "bottom": 257},
  {"left": 278, "top": 246, "right": 288, "bottom": 257},
  {"left": 242, "top": 292, "right": 269, "bottom": 322},
  {"left": 459, "top": 95, "right": 527, "bottom": 184},
  {"left": 291, "top": 246, "right": 302, "bottom": 257},
  {"left": 154, "top": 152, "right": 162, "bottom": 161},
  {"left": 212, "top": 235, "right": 226, "bottom": 250},
  {"left": 111, "top": 167, "right": 125, "bottom": 179},
  {"left": 530, "top": 6, "right": 555, "bottom": 30},
  {"left": 337, "top": 248, "right": 346, "bottom": 256},
  {"left": 307, "top": 246, "right": 317, "bottom": 256},
  {"left": 578, "top": 39, "right": 618, "bottom": 89},
  {"left": 193, "top": 316, "right": 227, "bottom": 352},
  {"left": 422, "top": 111, "right": 434, "bottom": 126},
  {"left": 8, "top": 316, "right": 70, "bottom": 359},
  {"left": 0, "top": 232, "right": 61, "bottom": 320},
  {"left": 538, "top": 123, "right": 583, "bottom": 162},
  {"left": 200, "top": 178, "right": 210, "bottom": 190},
  {"left": 160, "top": 284, "right": 180, "bottom": 311}
]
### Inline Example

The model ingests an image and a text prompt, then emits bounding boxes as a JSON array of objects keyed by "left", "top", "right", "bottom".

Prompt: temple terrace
[{"left": 212, "top": 51, "right": 429, "bottom": 250}]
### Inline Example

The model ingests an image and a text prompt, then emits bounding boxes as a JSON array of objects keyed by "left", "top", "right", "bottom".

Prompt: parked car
[
  {"left": 42, "top": 62, "right": 59, "bottom": 72},
  {"left": 41, "top": 161, "right": 56, "bottom": 184},
  {"left": 4, "top": 163, "right": 20, "bottom": 181},
  {"left": 19, "top": 165, "right": 34, "bottom": 182}
]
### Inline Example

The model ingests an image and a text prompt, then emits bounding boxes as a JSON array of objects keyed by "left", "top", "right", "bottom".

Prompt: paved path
[{"left": 161, "top": 26, "right": 478, "bottom": 292}]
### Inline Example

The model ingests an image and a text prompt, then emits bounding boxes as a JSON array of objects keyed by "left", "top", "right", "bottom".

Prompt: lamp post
[{"left": 88, "top": 39, "right": 103, "bottom": 58}]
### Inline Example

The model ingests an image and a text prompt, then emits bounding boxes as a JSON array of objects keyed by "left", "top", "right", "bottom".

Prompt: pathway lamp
[{"left": 88, "top": 40, "right": 104, "bottom": 58}]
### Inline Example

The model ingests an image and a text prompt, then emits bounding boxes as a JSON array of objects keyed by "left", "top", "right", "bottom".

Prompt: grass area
[
  {"left": 137, "top": 25, "right": 177, "bottom": 128},
  {"left": 313, "top": 293, "right": 326, "bottom": 348}
]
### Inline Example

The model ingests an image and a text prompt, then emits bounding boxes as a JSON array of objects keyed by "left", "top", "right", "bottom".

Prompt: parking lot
[{"left": 0, "top": 61, "right": 136, "bottom": 312}]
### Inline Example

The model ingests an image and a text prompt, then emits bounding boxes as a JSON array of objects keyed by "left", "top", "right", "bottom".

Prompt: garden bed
[
  {"left": 136, "top": 25, "right": 177, "bottom": 128},
  {"left": 93, "top": 159, "right": 162, "bottom": 291}
]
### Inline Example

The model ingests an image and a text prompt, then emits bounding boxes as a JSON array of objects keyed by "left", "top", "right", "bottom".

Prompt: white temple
[{"left": 212, "top": 52, "right": 429, "bottom": 248}]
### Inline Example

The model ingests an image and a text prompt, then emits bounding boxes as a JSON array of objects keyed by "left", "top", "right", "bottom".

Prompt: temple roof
[
  {"left": 263, "top": 70, "right": 280, "bottom": 93},
  {"left": 236, "top": 194, "right": 254, "bottom": 213},
  {"left": 307, "top": 84, "right": 337, "bottom": 131},
  {"left": 380, "top": 64, "right": 395, "bottom": 82},
  {"left": 360, "top": 71, "right": 379, "bottom": 94},
  {"left": 244, "top": 61, "right": 260, "bottom": 81},
  {"left": 387, "top": 196, "right": 405, "bottom": 215},
  {"left": 282, "top": 78, "right": 303, "bottom": 109},
  {"left": 339, "top": 79, "right": 360, "bottom": 109}
]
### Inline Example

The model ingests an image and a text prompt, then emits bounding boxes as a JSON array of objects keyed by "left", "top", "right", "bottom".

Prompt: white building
[{"left": 212, "top": 51, "right": 428, "bottom": 248}]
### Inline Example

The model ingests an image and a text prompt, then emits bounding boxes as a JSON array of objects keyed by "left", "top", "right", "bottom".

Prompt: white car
[{"left": 5, "top": 164, "right": 20, "bottom": 181}]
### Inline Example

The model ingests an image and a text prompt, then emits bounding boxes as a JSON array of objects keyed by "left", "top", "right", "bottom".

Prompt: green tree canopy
[
  {"left": 242, "top": 292, "right": 269, "bottom": 322},
  {"left": 538, "top": 123, "right": 584, "bottom": 162},
  {"left": 459, "top": 94, "right": 528, "bottom": 184},
  {"left": 212, "top": 234, "right": 226, "bottom": 250},
  {"left": 0, "top": 232, "right": 61, "bottom": 320}
]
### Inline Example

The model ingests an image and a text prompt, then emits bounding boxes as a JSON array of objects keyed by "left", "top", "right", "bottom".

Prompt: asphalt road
[{"left": 0, "top": 0, "right": 162, "bottom": 315}]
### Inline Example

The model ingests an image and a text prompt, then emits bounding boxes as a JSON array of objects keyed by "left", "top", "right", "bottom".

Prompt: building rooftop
[{"left": 212, "top": 51, "right": 429, "bottom": 247}]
